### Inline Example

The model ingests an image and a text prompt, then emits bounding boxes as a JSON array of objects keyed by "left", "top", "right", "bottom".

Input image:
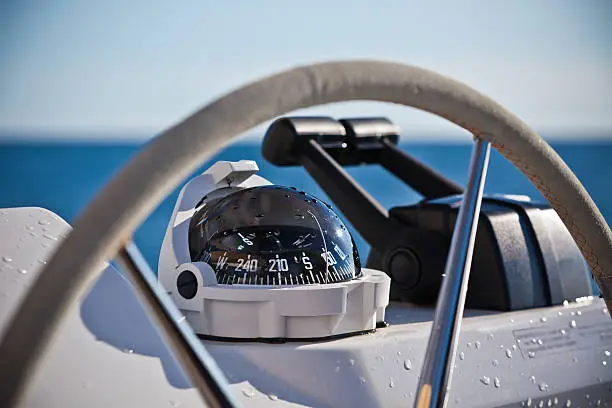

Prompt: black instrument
[{"left": 189, "top": 186, "right": 361, "bottom": 286}]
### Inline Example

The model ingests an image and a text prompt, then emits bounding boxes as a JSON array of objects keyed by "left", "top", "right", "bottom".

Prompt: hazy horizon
[{"left": 1, "top": 129, "right": 611, "bottom": 145}]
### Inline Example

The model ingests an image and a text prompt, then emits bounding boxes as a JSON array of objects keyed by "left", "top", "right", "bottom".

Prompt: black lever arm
[
  {"left": 301, "top": 139, "right": 399, "bottom": 249},
  {"left": 379, "top": 138, "right": 462, "bottom": 199},
  {"left": 261, "top": 116, "right": 459, "bottom": 250}
]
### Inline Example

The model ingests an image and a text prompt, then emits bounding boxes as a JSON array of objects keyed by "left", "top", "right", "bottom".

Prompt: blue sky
[{"left": 1, "top": 0, "right": 611, "bottom": 141}]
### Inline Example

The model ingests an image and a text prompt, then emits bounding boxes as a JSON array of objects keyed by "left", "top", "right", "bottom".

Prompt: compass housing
[{"left": 158, "top": 160, "right": 390, "bottom": 341}]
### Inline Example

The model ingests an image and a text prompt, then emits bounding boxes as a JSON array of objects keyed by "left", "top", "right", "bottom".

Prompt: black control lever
[
  {"left": 301, "top": 139, "right": 397, "bottom": 246},
  {"left": 262, "top": 116, "right": 461, "bottom": 251},
  {"left": 262, "top": 117, "right": 399, "bottom": 249},
  {"left": 338, "top": 117, "right": 462, "bottom": 199},
  {"left": 379, "top": 140, "right": 462, "bottom": 198}
]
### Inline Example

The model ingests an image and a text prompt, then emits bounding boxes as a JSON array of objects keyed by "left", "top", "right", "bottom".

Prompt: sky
[{"left": 1, "top": 0, "right": 611, "bottom": 141}]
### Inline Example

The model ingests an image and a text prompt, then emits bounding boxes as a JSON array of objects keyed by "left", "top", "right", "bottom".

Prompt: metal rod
[
  {"left": 116, "top": 242, "right": 240, "bottom": 408},
  {"left": 414, "top": 139, "right": 491, "bottom": 408}
]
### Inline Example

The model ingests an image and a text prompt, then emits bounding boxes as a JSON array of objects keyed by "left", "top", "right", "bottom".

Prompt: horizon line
[
  {"left": 2, "top": 133, "right": 612, "bottom": 145},
  {"left": 0, "top": 123, "right": 612, "bottom": 143},
  {"left": 1, "top": 126, "right": 612, "bottom": 144}
]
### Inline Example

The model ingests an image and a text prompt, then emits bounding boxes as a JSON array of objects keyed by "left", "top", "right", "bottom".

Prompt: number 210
[{"left": 268, "top": 258, "right": 289, "bottom": 272}]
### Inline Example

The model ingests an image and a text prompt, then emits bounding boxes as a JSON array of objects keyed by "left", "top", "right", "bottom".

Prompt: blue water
[{"left": 1, "top": 140, "right": 611, "bottom": 270}]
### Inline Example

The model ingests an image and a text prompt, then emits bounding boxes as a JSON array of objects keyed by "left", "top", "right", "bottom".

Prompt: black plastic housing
[{"left": 367, "top": 196, "right": 593, "bottom": 310}]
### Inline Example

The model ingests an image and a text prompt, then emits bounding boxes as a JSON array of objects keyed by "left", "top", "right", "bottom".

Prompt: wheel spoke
[
  {"left": 116, "top": 242, "right": 240, "bottom": 408},
  {"left": 414, "top": 138, "right": 491, "bottom": 408}
]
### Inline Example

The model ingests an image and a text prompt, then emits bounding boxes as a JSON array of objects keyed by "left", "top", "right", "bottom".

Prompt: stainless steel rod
[
  {"left": 117, "top": 242, "right": 240, "bottom": 408},
  {"left": 414, "top": 139, "right": 491, "bottom": 408}
]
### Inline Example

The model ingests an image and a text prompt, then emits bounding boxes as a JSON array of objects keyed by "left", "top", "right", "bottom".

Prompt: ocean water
[{"left": 1, "top": 140, "right": 611, "bottom": 270}]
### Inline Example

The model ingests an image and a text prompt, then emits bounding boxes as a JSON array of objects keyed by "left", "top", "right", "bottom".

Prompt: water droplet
[
  {"left": 505, "top": 349, "right": 513, "bottom": 359},
  {"left": 492, "top": 359, "right": 499, "bottom": 367},
  {"left": 17, "top": 269, "right": 27, "bottom": 274},
  {"left": 540, "top": 316, "right": 548, "bottom": 323},
  {"left": 602, "top": 360, "right": 607, "bottom": 366},
  {"left": 25, "top": 225, "right": 35, "bottom": 231},
  {"left": 512, "top": 344, "right": 518, "bottom": 351},
  {"left": 569, "top": 320, "right": 577, "bottom": 328},
  {"left": 510, "top": 318, "right": 515, "bottom": 323},
  {"left": 334, "top": 365, "right": 340, "bottom": 373},
  {"left": 559, "top": 329, "right": 567, "bottom": 335},
  {"left": 576, "top": 310, "right": 582, "bottom": 316},
  {"left": 528, "top": 352, "right": 536, "bottom": 358},
  {"left": 530, "top": 375, "right": 537, "bottom": 383},
  {"left": 565, "top": 399, "right": 572, "bottom": 407},
  {"left": 480, "top": 376, "right": 490, "bottom": 385},
  {"left": 466, "top": 342, "right": 472, "bottom": 348},
  {"left": 487, "top": 333, "right": 495, "bottom": 340},
  {"left": 539, "top": 382, "right": 549, "bottom": 392},
  {"left": 403, "top": 359, "right": 412, "bottom": 370},
  {"left": 389, "top": 378, "right": 395, "bottom": 388},
  {"left": 537, "top": 339, "right": 543, "bottom": 345},
  {"left": 38, "top": 220, "right": 50, "bottom": 226},
  {"left": 359, "top": 377, "right": 366, "bottom": 384},
  {"left": 605, "top": 350, "right": 611, "bottom": 357},
  {"left": 459, "top": 352, "right": 465, "bottom": 360},
  {"left": 294, "top": 214, "right": 305, "bottom": 219},
  {"left": 494, "top": 377, "right": 501, "bottom": 388},
  {"left": 169, "top": 400, "right": 182, "bottom": 408},
  {"left": 42, "top": 234, "right": 57, "bottom": 241},
  {"left": 563, "top": 300, "right": 569, "bottom": 306},
  {"left": 570, "top": 311, "right": 576, "bottom": 316},
  {"left": 349, "top": 359, "right": 355, "bottom": 366},
  {"left": 412, "top": 87, "right": 420, "bottom": 95},
  {"left": 558, "top": 311, "right": 564, "bottom": 316},
  {"left": 2, "top": 256, "right": 12, "bottom": 263},
  {"left": 572, "top": 356, "right": 579, "bottom": 363},
  {"left": 475, "top": 340, "right": 481, "bottom": 349},
  {"left": 122, "top": 348, "right": 134, "bottom": 354},
  {"left": 242, "top": 389, "right": 255, "bottom": 398},
  {"left": 553, "top": 397, "right": 559, "bottom": 405},
  {"left": 531, "top": 338, "right": 538, "bottom": 344},
  {"left": 602, "top": 307, "right": 609, "bottom": 315},
  {"left": 268, "top": 394, "right": 278, "bottom": 401}
]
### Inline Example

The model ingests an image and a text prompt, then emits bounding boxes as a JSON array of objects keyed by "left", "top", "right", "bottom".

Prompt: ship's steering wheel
[{"left": 1, "top": 61, "right": 611, "bottom": 408}]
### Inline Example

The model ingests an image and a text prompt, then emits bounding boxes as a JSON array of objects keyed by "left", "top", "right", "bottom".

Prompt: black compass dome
[{"left": 188, "top": 185, "right": 361, "bottom": 285}]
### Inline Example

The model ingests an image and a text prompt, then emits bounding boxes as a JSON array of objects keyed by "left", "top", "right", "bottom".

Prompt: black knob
[
  {"left": 177, "top": 270, "right": 198, "bottom": 299},
  {"left": 387, "top": 248, "right": 421, "bottom": 289}
]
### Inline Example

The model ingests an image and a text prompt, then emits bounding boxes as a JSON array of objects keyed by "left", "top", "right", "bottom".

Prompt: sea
[{"left": 1, "top": 140, "right": 611, "bottom": 271}]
